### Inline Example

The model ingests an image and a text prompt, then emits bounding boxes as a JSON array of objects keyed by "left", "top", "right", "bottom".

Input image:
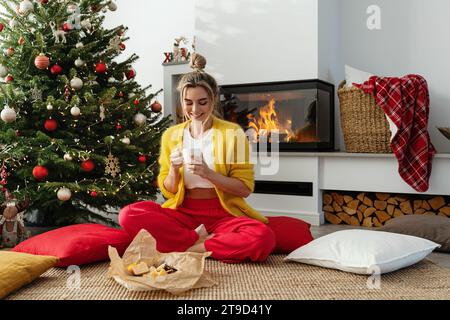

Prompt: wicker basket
[{"left": 338, "top": 80, "right": 392, "bottom": 153}]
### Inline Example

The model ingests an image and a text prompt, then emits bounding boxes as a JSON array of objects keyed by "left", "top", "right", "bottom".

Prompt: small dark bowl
[{"left": 437, "top": 127, "right": 450, "bottom": 140}]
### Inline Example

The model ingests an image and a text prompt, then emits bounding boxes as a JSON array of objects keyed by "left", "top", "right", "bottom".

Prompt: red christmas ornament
[
  {"left": 0, "top": 23, "right": 4, "bottom": 32},
  {"left": 64, "top": 84, "right": 71, "bottom": 102},
  {"left": 44, "top": 119, "right": 58, "bottom": 131},
  {"left": 115, "top": 123, "right": 122, "bottom": 130},
  {"left": 5, "top": 75, "right": 14, "bottom": 83},
  {"left": 81, "top": 160, "right": 95, "bottom": 172},
  {"left": 40, "top": 0, "right": 48, "bottom": 4},
  {"left": 125, "top": 68, "right": 136, "bottom": 80},
  {"left": 95, "top": 62, "right": 107, "bottom": 74},
  {"left": 5, "top": 48, "right": 15, "bottom": 56},
  {"left": 18, "top": 37, "right": 25, "bottom": 45},
  {"left": 34, "top": 53, "right": 50, "bottom": 70},
  {"left": 63, "top": 23, "right": 72, "bottom": 32},
  {"left": 118, "top": 91, "right": 124, "bottom": 98},
  {"left": 151, "top": 101, "right": 162, "bottom": 113},
  {"left": 15, "top": 130, "right": 20, "bottom": 137},
  {"left": 138, "top": 155, "right": 147, "bottom": 164},
  {"left": 119, "top": 43, "right": 126, "bottom": 51},
  {"left": 90, "top": 191, "right": 98, "bottom": 197},
  {"left": 133, "top": 99, "right": 140, "bottom": 106},
  {"left": 32, "top": 166, "right": 49, "bottom": 181},
  {"left": 50, "top": 64, "right": 63, "bottom": 75}
]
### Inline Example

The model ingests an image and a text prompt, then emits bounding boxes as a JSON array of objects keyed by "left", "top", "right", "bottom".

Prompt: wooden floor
[{"left": 311, "top": 223, "right": 450, "bottom": 269}]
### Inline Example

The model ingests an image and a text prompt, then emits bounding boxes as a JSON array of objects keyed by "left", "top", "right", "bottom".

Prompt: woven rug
[{"left": 6, "top": 255, "right": 450, "bottom": 300}]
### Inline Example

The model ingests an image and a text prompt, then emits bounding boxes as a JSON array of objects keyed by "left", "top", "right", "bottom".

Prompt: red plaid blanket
[{"left": 354, "top": 75, "right": 436, "bottom": 192}]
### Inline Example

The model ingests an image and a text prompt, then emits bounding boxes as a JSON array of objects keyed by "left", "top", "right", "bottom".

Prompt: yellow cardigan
[{"left": 157, "top": 115, "right": 268, "bottom": 224}]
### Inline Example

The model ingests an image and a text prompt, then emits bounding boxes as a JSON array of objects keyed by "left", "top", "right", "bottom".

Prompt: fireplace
[{"left": 220, "top": 79, "right": 335, "bottom": 152}]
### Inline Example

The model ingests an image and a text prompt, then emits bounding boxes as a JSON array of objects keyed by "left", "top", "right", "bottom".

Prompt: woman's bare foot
[{"left": 187, "top": 224, "right": 214, "bottom": 253}]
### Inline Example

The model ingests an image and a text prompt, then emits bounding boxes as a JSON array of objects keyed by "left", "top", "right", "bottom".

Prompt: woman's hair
[{"left": 177, "top": 53, "right": 223, "bottom": 122}]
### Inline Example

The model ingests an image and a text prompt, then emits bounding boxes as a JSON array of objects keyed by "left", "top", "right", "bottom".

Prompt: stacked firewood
[{"left": 323, "top": 192, "right": 450, "bottom": 227}]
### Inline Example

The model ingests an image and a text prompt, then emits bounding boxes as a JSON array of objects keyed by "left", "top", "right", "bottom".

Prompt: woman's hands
[
  {"left": 169, "top": 147, "right": 184, "bottom": 171},
  {"left": 186, "top": 154, "right": 214, "bottom": 180}
]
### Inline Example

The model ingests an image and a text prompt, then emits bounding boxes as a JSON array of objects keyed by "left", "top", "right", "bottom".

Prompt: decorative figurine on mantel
[
  {"left": 0, "top": 190, "right": 30, "bottom": 248},
  {"left": 163, "top": 36, "right": 194, "bottom": 64}
]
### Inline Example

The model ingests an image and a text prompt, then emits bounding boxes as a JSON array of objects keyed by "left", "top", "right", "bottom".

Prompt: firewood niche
[{"left": 323, "top": 191, "right": 450, "bottom": 227}]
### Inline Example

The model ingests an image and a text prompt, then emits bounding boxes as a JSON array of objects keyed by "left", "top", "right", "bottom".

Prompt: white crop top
[{"left": 182, "top": 126, "right": 215, "bottom": 189}]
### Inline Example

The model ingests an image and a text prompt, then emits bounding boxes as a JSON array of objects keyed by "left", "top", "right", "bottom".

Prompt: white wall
[
  {"left": 341, "top": 0, "right": 450, "bottom": 152},
  {"left": 194, "top": 0, "right": 319, "bottom": 85},
  {"left": 103, "top": 0, "right": 196, "bottom": 106}
]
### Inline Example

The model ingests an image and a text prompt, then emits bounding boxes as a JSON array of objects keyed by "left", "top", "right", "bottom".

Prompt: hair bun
[{"left": 190, "top": 53, "right": 207, "bottom": 72}]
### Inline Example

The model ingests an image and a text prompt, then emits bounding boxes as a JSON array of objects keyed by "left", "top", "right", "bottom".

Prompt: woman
[{"left": 119, "top": 53, "right": 275, "bottom": 263}]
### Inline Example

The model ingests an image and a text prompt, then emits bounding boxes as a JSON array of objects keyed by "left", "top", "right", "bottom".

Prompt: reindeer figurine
[
  {"left": 0, "top": 190, "right": 30, "bottom": 248},
  {"left": 173, "top": 36, "right": 189, "bottom": 62},
  {"left": 50, "top": 21, "right": 67, "bottom": 44}
]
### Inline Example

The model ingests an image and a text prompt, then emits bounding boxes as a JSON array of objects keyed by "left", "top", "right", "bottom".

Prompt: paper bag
[{"left": 108, "top": 229, "right": 217, "bottom": 294}]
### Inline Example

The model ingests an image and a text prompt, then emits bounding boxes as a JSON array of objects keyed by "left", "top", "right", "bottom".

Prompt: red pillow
[
  {"left": 267, "top": 216, "right": 314, "bottom": 254},
  {"left": 13, "top": 224, "right": 131, "bottom": 267}
]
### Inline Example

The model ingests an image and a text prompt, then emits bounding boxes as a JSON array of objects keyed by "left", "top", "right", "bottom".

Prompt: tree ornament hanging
[
  {"left": 104, "top": 153, "right": 121, "bottom": 178},
  {"left": 70, "top": 77, "right": 83, "bottom": 90},
  {"left": 119, "top": 43, "right": 126, "bottom": 51},
  {"left": 70, "top": 106, "right": 81, "bottom": 117},
  {"left": 57, "top": 187, "right": 72, "bottom": 201},
  {"left": 74, "top": 58, "right": 85, "bottom": 68},
  {"left": 34, "top": 53, "right": 50, "bottom": 70},
  {"left": 44, "top": 119, "right": 58, "bottom": 131},
  {"left": 151, "top": 101, "right": 162, "bottom": 113},
  {"left": 81, "top": 160, "right": 95, "bottom": 172},
  {"left": 121, "top": 137, "right": 130, "bottom": 145},
  {"left": 5, "top": 48, "right": 15, "bottom": 57},
  {"left": 0, "top": 65, "right": 7, "bottom": 77},
  {"left": 46, "top": 103, "right": 53, "bottom": 111},
  {"left": 0, "top": 164, "right": 9, "bottom": 187},
  {"left": 66, "top": 3, "right": 81, "bottom": 30},
  {"left": 1, "top": 106, "right": 17, "bottom": 123},
  {"left": 31, "top": 87, "right": 43, "bottom": 102},
  {"left": 32, "top": 165, "right": 48, "bottom": 181},
  {"left": 90, "top": 191, "right": 98, "bottom": 197},
  {"left": 126, "top": 68, "right": 136, "bottom": 80},
  {"left": 134, "top": 113, "right": 147, "bottom": 126},
  {"left": 115, "top": 123, "right": 122, "bottom": 130},
  {"left": 138, "top": 155, "right": 147, "bottom": 164},
  {"left": 108, "top": 1, "right": 118, "bottom": 11},
  {"left": 19, "top": 0, "right": 34, "bottom": 14},
  {"left": 4, "top": 74, "right": 14, "bottom": 83},
  {"left": 95, "top": 62, "right": 107, "bottom": 74},
  {"left": 63, "top": 153, "right": 73, "bottom": 161},
  {"left": 49, "top": 21, "right": 67, "bottom": 44},
  {"left": 39, "top": 0, "right": 49, "bottom": 5},
  {"left": 133, "top": 99, "right": 140, "bottom": 106},
  {"left": 0, "top": 23, "right": 4, "bottom": 32},
  {"left": 50, "top": 64, "right": 63, "bottom": 75},
  {"left": 18, "top": 37, "right": 25, "bottom": 45},
  {"left": 64, "top": 84, "right": 71, "bottom": 101},
  {"left": 62, "top": 22, "right": 73, "bottom": 32},
  {"left": 76, "top": 42, "right": 84, "bottom": 48}
]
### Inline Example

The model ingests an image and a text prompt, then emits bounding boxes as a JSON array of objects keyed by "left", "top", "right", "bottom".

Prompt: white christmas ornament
[
  {"left": 74, "top": 58, "right": 85, "bottom": 67},
  {"left": 46, "top": 103, "right": 53, "bottom": 111},
  {"left": 19, "top": 0, "right": 33, "bottom": 14},
  {"left": 63, "top": 153, "right": 73, "bottom": 161},
  {"left": 76, "top": 42, "right": 84, "bottom": 48},
  {"left": 0, "top": 65, "right": 8, "bottom": 78},
  {"left": 108, "top": 1, "right": 118, "bottom": 11},
  {"left": 81, "top": 19, "right": 92, "bottom": 30},
  {"left": 134, "top": 113, "right": 147, "bottom": 127},
  {"left": 108, "top": 77, "right": 117, "bottom": 83},
  {"left": 57, "top": 187, "right": 72, "bottom": 201},
  {"left": 9, "top": 19, "right": 18, "bottom": 29},
  {"left": 70, "top": 106, "right": 81, "bottom": 117},
  {"left": 70, "top": 77, "right": 83, "bottom": 90},
  {"left": 1, "top": 106, "right": 17, "bottom": 123},
  {"left": 121, "top": 137, "right": 130, "bottom": 145}
]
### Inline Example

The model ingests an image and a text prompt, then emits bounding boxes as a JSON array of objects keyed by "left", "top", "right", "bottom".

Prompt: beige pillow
[
  {"left": 0, "top": 251, "right": 58, "bottom": 299},
  {"left": 379, "top": 215, "right": 450, "bottom": 253}
]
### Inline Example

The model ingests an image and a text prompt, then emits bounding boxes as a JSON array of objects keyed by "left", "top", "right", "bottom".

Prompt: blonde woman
[{"left": 119, "top": 54, "right": 275, "bottom": 263}]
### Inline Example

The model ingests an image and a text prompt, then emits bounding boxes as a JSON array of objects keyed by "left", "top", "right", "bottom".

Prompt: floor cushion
[
  {"left": 267, "top": 216, "right": 314, "bottom": 254},
  {"left": 285, "top": 229, "right": 440, "bottom": 274},
  {"left": 0, "top": 251, "right": 58, "bottom": 299},
  {"left": 13, "top": 224, "right": 131, "bottom": 267},
  {"left": 379, "top": 215, "right": 450, "bottom": 253}
]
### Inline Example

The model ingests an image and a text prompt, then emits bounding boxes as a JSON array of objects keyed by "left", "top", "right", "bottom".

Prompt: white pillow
[
  {"left": 345, "top": 65, "right": 373, "bottom": 88},
  {"left": 285, "top": 230, "right": 440, "bottom": 275}
]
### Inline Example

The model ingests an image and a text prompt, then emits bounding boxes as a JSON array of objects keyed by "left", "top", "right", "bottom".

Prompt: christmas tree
[{"left": 0, "top": 0, "right": 171, "bottom": 227}]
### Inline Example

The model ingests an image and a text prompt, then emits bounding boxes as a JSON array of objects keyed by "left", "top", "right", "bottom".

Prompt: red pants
[{"left": 119, "top": 197, "right": 276, "bottom": 263}]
